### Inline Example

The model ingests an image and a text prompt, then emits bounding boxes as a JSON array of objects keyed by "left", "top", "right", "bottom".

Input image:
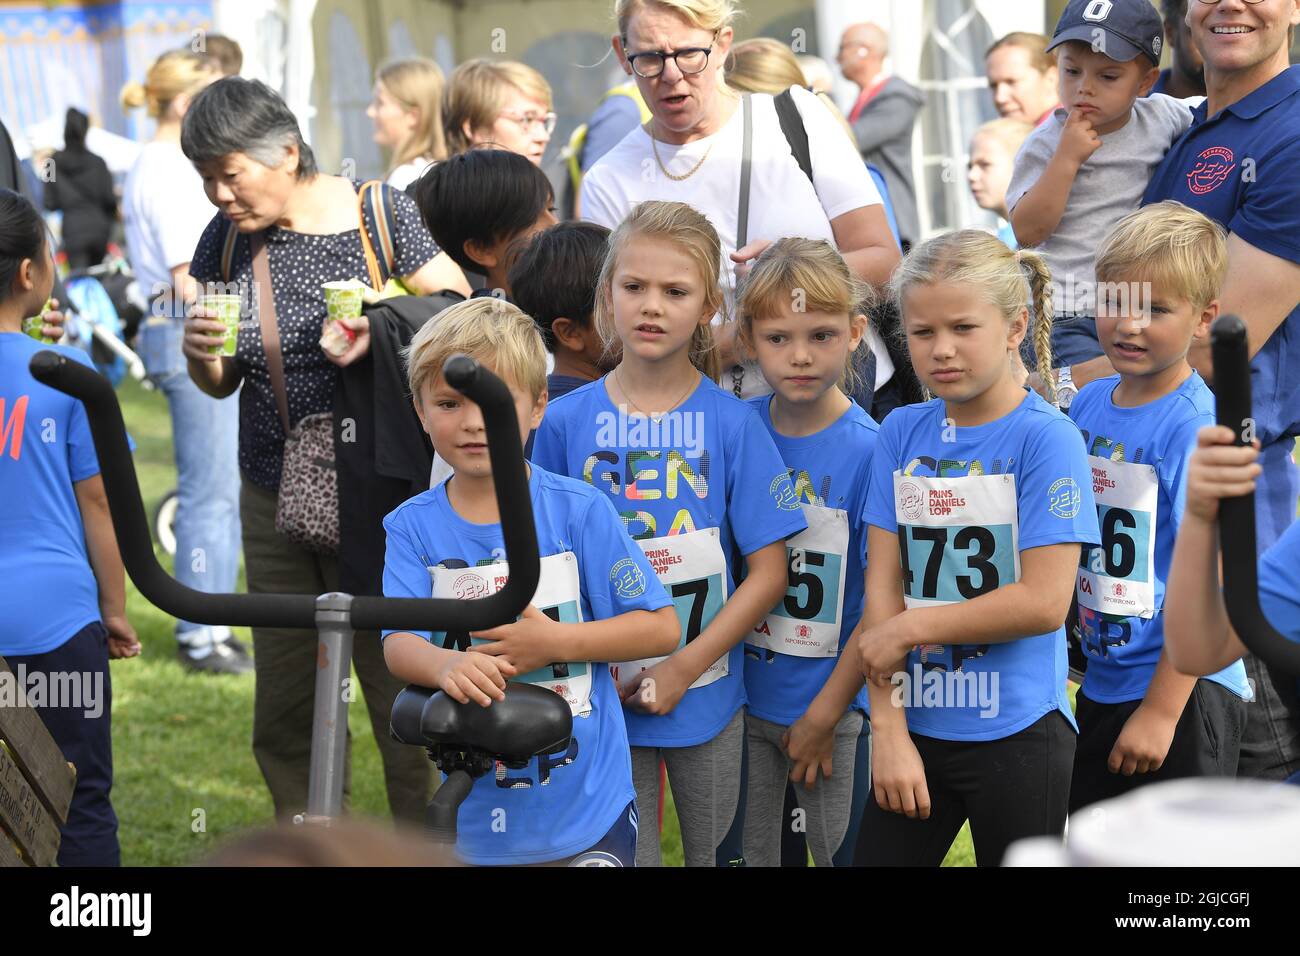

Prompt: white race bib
[
  {"left": 749, "top": 504, "right": 848, "bottom": 659},
  {"left": 893, "top": 472, "right": 1021, "bottom": 610},
  {"left": 1077, "top": 456, "right": 1159, "bottom": 619},
  {"left": 429, "top": 552, "right": 593, "bottom": 717},
  {"left": 894, "top": 472, "right": 1019, "bottom": 669},
  {"left": 611, "top": 528, "right": 730, "bottom": 691}
]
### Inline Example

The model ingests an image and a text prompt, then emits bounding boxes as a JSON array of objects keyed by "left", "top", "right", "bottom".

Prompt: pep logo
[
  {"left": 1048, "top": 478, "right": 1082, "bottom": 519},
  {"left": 770, "top": 475, "right": 798, "bottom": 511},
  {"left": 452, "top": 572, "right": 489, "bottom": 600},
  {"left": 610, "top": 558, "right": 647, "bottom": 599},
  {"left": 1187, "top": 146, "right": 1236, "bottom": 196},
  {"left": 898, "top": 481, "right": 924, "bottom": 522}
]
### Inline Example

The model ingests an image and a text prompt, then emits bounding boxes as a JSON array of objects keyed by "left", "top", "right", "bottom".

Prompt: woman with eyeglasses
[
  {"left": 581, "top": 0, "right": 901, "bottom": 404},
  {"left": 443, "top": 58, "right": 556, "bottom": 166}
]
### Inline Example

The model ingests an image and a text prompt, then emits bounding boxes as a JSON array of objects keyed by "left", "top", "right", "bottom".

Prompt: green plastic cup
[
  {"left": 323, "top": 280, "right": 364, "bottom": 325},
  {"left": 23, "top": 298, "right": 56, "bottom": 344},
  {"left": 200, "top": 294, "right": 243, "bottom": 356}
]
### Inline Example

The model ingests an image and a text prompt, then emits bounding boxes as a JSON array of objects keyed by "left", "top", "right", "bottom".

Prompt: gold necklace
[
  {"left": 650, "top": 128, "right": 714, "bottom": 181},
  {"left": 615, "top": 366, "right": 697, "bottom": 422}
]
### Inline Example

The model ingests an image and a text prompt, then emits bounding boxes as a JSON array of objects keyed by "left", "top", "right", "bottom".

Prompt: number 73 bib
[
  {"left": 1077, "top": 456, "right": 1158, "bottom": 619},
  {"left": 428, "top": 552, "right": 592, "bottom": 717},
  {"left": 749, "top": 504, "right": 848, "bottom": 658},
  {"left": 611, "top": 528, "right": 730, "bottom": 691},
  {"left": 894, "top": 472, "right": 1020, "bottom": 609}
]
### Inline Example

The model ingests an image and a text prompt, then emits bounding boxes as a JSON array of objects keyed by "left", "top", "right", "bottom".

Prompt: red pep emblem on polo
[{"left": 1187, "top": 146, "right": 1236, "bottom": 196}]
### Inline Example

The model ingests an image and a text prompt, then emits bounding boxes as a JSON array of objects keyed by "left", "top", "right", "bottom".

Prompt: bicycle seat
[{"left": 390, "top": 683, "right": 572, "bottom": 764}]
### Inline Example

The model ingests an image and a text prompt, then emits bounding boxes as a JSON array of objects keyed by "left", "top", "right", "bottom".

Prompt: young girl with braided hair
[{"left": 851, "top": 230, "right": 1098, "bottom": 866}]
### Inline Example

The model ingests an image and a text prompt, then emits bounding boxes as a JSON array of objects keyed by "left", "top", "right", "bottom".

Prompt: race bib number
[
  {"left": 748, "top": 504, "right": 848, "bottom": 659},
  {"left": 611, "top": 528, "right": 729, "bottom": 691},
  {"left": 894, "top": 473, "right": 1019, "bottom": 670},
  {"left": 429, "top": 552, "right": 593, "bottom": 717},
  {"left": 1076, "top": 456, "right": 1158, "bottom": 619}
]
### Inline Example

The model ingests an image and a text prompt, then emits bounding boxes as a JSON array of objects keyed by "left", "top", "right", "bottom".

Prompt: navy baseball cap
[{"left": 1047, "top": 0, "right": 1164, "bottom": 66}]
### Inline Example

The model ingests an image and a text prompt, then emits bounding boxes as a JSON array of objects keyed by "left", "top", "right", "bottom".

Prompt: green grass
[{"left": 113, "top": 376, "right": 982, "bottom": 866}]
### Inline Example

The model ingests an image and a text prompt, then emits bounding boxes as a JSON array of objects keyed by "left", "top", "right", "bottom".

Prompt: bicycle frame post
[{"left": 301, "top": 592, "right": 355, "bottom": 824}]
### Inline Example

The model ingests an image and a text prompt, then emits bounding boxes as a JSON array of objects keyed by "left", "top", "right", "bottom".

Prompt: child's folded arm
[
  {"left": 663, "top": 538, "right": 790, "bottom": 687},
  {"left": 560, "top": 606, "right": 680, "bottom": 663}
]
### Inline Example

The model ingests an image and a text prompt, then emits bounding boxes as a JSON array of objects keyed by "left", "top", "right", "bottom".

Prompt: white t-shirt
[
  {"left": 387, "top": 157, "right": 435, "bottom": 192},
  {"left": 581, "top": 85, "right": 887, "bottom": 398},
  {"left": 122, "top": 142, "right": 215, "bottom": 317}
]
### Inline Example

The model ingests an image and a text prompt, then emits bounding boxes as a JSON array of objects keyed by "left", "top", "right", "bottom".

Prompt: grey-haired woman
[{"left": 179, "top": 78, "right": 456, "bottom": 823}]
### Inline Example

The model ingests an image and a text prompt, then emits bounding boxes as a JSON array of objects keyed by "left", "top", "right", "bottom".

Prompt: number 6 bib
[
  {"left": 611, "top": 527, "right": 730, "bottom": 690},
  {"left": 428, "top": 552, "right": 593, "bottom": 717},
  {"left": 894, "top": 472, "right": 1020, "bottom": 610},
  {"left": 1077, "top": 456, "right": 1158, "bottom": 619},
  {"left": 749, "top": 504, "right": 848, "bottom": 658}
]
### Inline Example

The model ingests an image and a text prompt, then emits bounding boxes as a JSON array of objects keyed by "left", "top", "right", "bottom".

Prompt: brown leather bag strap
[{"left": 251, "top": 233, "right": 291, "bottom": 436}]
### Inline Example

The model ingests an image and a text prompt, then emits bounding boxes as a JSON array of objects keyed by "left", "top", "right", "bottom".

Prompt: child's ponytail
[{"left": 1016, "top": 248, "right": 1056, "bottom": 403}]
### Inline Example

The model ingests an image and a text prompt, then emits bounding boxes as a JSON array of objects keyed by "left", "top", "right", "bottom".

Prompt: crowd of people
[{"left": 1, "top": 0, "right": 1299, "bottom": 869}]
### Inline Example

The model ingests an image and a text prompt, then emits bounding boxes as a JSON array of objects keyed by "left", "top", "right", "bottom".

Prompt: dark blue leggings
[{"left": 5, "top": 621, "right": 120, "bottom": 866}]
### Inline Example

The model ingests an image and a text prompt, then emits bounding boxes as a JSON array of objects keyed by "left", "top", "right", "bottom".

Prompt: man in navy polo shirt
[{"left": 1144, "top": 0, "right": 1300, "bottom": 781}]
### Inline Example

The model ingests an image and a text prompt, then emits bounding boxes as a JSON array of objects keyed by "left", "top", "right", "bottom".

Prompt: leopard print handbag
[
  {"left": 276, "top": 412, "right": 340, "bottom": 555},
  {"left": 251, "top": 235, "right": 340, "bottom": 555}
]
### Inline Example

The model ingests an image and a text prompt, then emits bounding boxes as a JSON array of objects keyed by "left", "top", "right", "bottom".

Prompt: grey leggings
[
  {"left": 630, "top": 708, "right": 744, "bottom": 867},
  {"left": 743, "top": 709, "right": 863, "bottom": 867}
]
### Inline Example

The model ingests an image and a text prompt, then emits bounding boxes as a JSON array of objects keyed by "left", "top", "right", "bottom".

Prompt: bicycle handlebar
[
  {"left": 1211, "top": 314, "right": 1300, "bottom": 676},
  {"left": 29, "top": 350, "right": 540, "bottom": 633}
]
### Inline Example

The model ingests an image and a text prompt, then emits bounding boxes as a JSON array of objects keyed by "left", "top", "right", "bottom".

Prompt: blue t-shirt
[
  {"left": 1, "top": 334, "right": 105, "bottom": 656},
  {"left": 1143, "top": 66, "right": 1300, "bottom": 552},
  {"left": 380, "top": 465, "right": 671, "bottom": 865},
  {"left": 863, "top": 389, "right": 1101, "bottom": 741},
  {"left": 1068, "top": 374, "right": 1250, "bottom": 703},
  {"left": 743, "top": 397, "right": 878, "bottom": 724},
  {"left": 532, "top": 373, "right": 808, "bottom": 747}
]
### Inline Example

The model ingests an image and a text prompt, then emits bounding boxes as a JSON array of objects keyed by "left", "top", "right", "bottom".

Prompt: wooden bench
[{"left": 0, "top": 655, "right": 77, "bottom": 867}]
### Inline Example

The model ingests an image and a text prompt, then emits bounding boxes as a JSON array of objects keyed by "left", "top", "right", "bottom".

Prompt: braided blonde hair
[{"left": 891, "top": 230, "right": 1055, "bottom": 402}]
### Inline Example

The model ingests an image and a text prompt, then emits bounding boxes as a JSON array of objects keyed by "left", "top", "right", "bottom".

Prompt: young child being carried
[{"left": 1008, "top": 0, "right": 1197, "bottom": 381}]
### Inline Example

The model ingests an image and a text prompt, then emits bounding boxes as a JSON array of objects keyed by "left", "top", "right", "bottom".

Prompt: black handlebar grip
[
  {"left": 30, "top": 350, "right": 538, "bottom": 634},
  {"left": 1210, "top": 316, "right": 1300, "bottom": 675}
]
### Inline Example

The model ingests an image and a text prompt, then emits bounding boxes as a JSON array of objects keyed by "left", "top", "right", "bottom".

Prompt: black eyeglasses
[{"left": 624, "top": 32, "right": 719, "bottom": 78}]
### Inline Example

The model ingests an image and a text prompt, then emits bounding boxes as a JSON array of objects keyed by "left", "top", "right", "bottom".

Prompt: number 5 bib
[
  {"left": 749, "top": 504, "right": 848, "bottom": 658},
  {"left": 1077, "top": 457, "right": 1158, "bottom": 619},
  {"left": 429, "top": 552, "right": 593, "bottom": 717},
  {"left": 612, "top": 527, "right": 730, "bottom": 690},
  {"left": 894, "top": 472, "right": 1021, "bottom": 609}
]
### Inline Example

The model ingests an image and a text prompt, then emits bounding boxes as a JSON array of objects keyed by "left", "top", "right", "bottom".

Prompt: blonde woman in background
[
  {"left": 724, "top": 37, "right": 856, "bottom": 143},
  {"left": 368, "top": 58, "right": 448, "bottom": 191},
  {"left": 120, "top": 51, "right": 249, "bottom": 673},
  {"left": 967, "top": 118, "right": 1033, "bottom": 250},
  {"left": 443, "top": 58, "right": 555, "bottom": 164}
]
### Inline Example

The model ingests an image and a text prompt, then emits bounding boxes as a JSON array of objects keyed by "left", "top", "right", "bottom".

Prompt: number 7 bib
[
  {"left": 611, "top": 527, "right": 730, "bottom": 690},
  {"left": 749, "top": 504, "right": 848, "bottom": 658},
  {"left": 1077, "top": 456, "right": 1158, "bottom": 619},
  {"left": 428, "top": 552, "right": 593, "bottom": 717}
]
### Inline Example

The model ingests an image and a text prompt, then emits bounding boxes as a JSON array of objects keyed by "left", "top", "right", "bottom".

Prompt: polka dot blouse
[{"left": 189, "top": 180, "right": 439, "bottom": 492}]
